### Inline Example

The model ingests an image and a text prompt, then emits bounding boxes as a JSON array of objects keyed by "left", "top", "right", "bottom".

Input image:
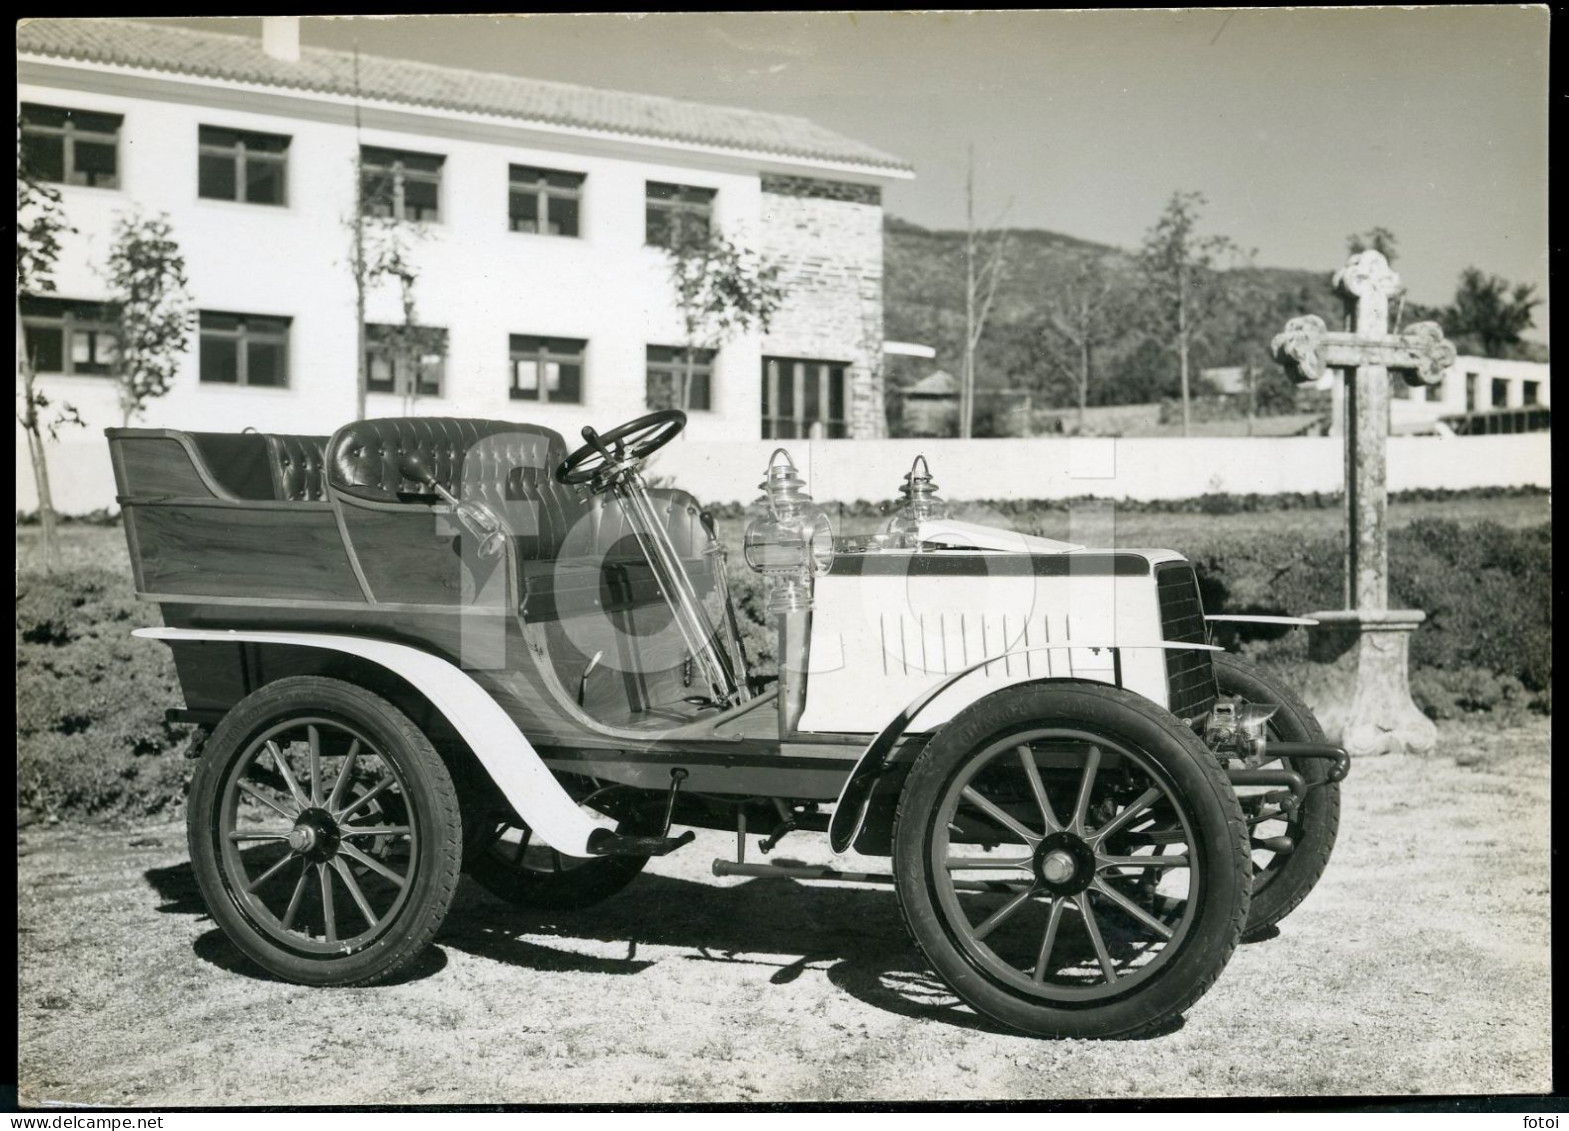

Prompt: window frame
[
  {"left": 19, "top": 296, "right": 119, "bottom": 377},
  {"left": 508, "top": 335, "right": 586, "bottom": 405},
  {"left": 197, "top": 125, "right": 290, "bottom": 206},
  {"left": 20, "top": 102, "right": 123, "bottom": 189},
  {"left": 645, "top": 181, "right": 716, "bottom": 248},
  {"left": 761, "top": 357, "right": 849, "bottom": 439},
  {"left": 359, "top": 146, "right": 445, "bottom": 223},
  {"left": 365, "top": 322, "right": 448, "bottom": 398},
  {"left": 646, "top": 344, "right": 716, "bottom": 412},
  {"left": 508, "top": 165, "right": 585, "bottom": 237},
  {"left": 198, "top": 311, "right": 292, "bottom": 388}
]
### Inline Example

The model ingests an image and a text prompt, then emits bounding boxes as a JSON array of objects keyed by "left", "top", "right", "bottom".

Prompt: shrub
[
  {"left": 1409, "top": 667, "right": 1539, "bottom": 721},
  {"left": 16, "top": 566, "right": 198, "bottom": 821},
  {"left": 1192, "top": 518, "right": 1551, "bottom": 696}
]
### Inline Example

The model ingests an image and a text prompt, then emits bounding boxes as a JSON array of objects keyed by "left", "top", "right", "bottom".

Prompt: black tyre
[
  {"left": 892, "top": 682, "right": 1250, "bottom": 1040},
  {"left": 1212, "top": 653, "right": 1341, "bottom": 936},
  {"left": 187, "top": 677, "right": 463, "bottom": 986}
]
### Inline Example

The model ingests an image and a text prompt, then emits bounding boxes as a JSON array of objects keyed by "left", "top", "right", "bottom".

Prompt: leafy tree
[
  {"left": 1040, "top": 251, "right": 1130, "bottom": 432},
  {"left": 1137, "top": 191, "right": 1246, "bottom": 436},
  {"left": 1441, "top": 267, "right": 1541, "bottom": 359},
  {"left": 1347, "top": 226, "right": 1399, "bottom": 263},
  {"left": 103, "top": 210, "right": 195, "bottom": 426},
  {"left": 16, "top": 121, "right": 78, "bottom": 571},
  {"left": 662, "top": 221, "right": 784, "bottom": 414},
  {"left": 361, "top": 216, "right": 439, "bottom": 413}
]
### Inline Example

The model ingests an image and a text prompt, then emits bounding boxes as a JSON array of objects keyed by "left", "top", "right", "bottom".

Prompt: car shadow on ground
[{"left": 144, "top": 858, "right": 1183, "bottom": 1039}]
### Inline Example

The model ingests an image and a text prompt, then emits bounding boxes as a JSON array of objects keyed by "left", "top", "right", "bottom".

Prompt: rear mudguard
[
  {"left": 827, "top": 640, "right": 1225, "bottom": 853},
  {"left": 135, "top": 627, "right": 612, "bottom": 856}
]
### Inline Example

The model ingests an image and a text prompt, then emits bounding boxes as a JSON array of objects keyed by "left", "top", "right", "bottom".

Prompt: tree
[
  {"left": 1041, "top": 251, "right": 1128, "bottom": 432},
  {"left": 103, "top": 210, "right": 194, "bottom": 426},
  {"left": 17, "top": 122, "right": 78, "bottom": 572},
  {"left": 1137, "top": 191, "right": 1244, "bottom": 436},
  {"left": 1347, "top": 226, "right": 1399, "bottom": 263},
  {"left": 663, "top": 221, "right": 784, "bottom": 414},
  {"left": 360, "top": 214, "right": 437, "bottom": 414},
  {"left": 1442, "top": 267, "right": 1541, "bottom": 359},
  {"left": 959, "top": 145, "right": 1011, "bottom": 439}
]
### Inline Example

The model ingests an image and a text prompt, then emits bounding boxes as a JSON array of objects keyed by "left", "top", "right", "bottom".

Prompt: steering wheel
[{"left": 556, "top": 410, "right": 686, "bottom": 488}]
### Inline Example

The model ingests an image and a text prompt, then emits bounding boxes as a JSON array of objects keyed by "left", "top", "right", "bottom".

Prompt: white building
[
  {"left": 1388, "top": 354, "right": 1551, "bottom": 434},
  {"left": 17, "top": 17, "right": 913, "bottom": 512}
]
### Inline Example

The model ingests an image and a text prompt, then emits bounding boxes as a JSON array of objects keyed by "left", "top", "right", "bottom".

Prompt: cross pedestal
[{"left": 1271, "top": 250, "right": 1456, "bottom": 757}]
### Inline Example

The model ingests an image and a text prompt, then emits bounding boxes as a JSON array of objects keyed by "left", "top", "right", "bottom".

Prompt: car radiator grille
[{"left": 1155, "top": 562, "right": 1218, "bottom": 720}]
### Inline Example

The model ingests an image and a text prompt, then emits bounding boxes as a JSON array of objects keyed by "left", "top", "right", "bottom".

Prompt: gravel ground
[{"left": 17, "top": 717, "right": 1551, "bottom": 1106}]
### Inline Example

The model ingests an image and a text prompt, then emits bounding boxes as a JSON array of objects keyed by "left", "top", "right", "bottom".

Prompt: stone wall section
[{"left": 759, "top": 176, "right": 886, "bottom": 437}]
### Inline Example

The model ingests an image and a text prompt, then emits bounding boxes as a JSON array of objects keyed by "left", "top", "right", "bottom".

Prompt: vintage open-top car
[{"left": 109, "top": 410, "right": 1347, "bottom": 1039}]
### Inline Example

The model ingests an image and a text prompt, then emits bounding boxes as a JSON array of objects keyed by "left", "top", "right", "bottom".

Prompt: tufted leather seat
[
  {"left": 325, "top": 416, "right": 711, "bottom": 563},
  {"left": 326, "top": 417, "right": 582, "bottom": 555},
  {"left": 566, "top": 488, "right": 708, "bottom": 561},
  {"left": 264, "top": 434, "right": 329, "bottom": 502}
]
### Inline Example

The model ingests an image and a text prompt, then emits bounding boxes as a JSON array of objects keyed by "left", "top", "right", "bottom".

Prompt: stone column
[{"left": 1309, "top": 252, "right": 1437, "bottom": 757}]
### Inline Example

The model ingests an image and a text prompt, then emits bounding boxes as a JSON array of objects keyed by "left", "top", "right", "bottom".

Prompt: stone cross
[{"left": 1270, "top": 250, "right": 1456, "bottom": 757}]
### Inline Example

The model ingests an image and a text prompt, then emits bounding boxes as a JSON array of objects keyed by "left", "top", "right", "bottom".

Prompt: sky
[{"left": 150, "top": 9, "right": 1550, "bottom": 335}]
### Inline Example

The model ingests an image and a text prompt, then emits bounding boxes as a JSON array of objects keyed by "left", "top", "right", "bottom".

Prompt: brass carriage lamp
[
  {"left": 884, "top": 454, "right": 947, "bottom": 548},
  {"left": 743, "top": 449, "right": 834, "bottom": 615}
]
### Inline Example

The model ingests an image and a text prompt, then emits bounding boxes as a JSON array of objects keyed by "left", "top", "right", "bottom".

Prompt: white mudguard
[{"left": 135, "top": 627, "right": 612, "bottom": 856}]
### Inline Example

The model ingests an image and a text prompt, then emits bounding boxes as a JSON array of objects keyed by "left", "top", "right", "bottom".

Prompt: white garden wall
[{"left": 16, "top": 432, "right": 1551, "bottom": 516}]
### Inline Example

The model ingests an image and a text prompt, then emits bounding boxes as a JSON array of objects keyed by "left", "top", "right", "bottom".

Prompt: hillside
[{"left": 882, "top": 214, "right": 1342, "bottom": 429}]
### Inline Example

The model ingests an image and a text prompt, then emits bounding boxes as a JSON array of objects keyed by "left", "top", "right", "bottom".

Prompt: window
[
  {"left": 762, "top": 357, "right": 848, "bottom": 439},
  {"left": 1523, "top": 381, "right": 1540, "bottom": 406},
  {"left": 200, "top": 312, "right": 291, "bottom": 387},
  {"left": 509, "top": 165, "right": 584, "bottom": 236},
  {"left": 18, "top": 296, "right": 118, "bottom": 375},
  {"left": 1492, "top": 378, "right": 1510, "bottom": 409},
  {"left": 198, "top": 126, "right": 289, "bottom": 205},
  {"left": 360, "top": 146, "right": 444, "bottom": 222},
  {"left": 366, "top": 323, "right": 447, "bottom": 397},
  {"left": 20, "top": 103, "right": 122, "bottom": 188},
  {"left": 509, "top": 336, "right": 584, "bottom": 404},
  {"left": 1465, "top": 373, "right": 1480, "bottom": 412},
  {"left": 645, "top": 181, "right": 715, "bottom": 248},
  {"left": 647, "top": 345, "right": 715, "bottom": 411}
]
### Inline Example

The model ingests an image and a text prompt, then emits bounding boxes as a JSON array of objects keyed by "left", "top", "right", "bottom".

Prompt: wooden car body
[{"left": 109, "top": 418, "right": 1219, "bottom": 832}]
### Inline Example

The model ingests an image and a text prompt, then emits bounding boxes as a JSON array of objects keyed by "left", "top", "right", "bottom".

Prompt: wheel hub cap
[
  {"left": 1040, "top": 849, "right": 1076, "bottom": 884},
  {"left": 289, "top": 809, "right": 341, "bottom": 862},
  {"left": 1033, "top": 831, "right": 1097, "bottom": 896}
]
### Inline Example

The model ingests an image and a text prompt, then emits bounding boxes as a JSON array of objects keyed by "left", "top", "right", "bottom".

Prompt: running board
[{"left": 587, "top": 828, "right": 696, "bottom": 857}]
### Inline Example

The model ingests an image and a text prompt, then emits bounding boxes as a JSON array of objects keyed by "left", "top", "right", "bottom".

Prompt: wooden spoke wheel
[
  {"left": 188, "top": 677, "right": 462, "bottom": 986},
  {"left": 893, "top": 683, "right": 1250, "bottom": 1040}
]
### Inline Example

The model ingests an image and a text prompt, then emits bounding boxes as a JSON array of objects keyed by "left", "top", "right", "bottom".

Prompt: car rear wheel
[
  {"left": 187, "top": 677, "right": 463, "bottom": 986},
  {"left": 892, "top": 682, "right": 1250, "bottom": 1040}
]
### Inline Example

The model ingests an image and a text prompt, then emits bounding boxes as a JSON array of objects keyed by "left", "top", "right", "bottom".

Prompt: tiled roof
[
  {"left": 906, "top": 370, "right": 959, "bottom": 396},
  {"left": 17, "top": 18, "right": 914, "bottom": 174}
]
